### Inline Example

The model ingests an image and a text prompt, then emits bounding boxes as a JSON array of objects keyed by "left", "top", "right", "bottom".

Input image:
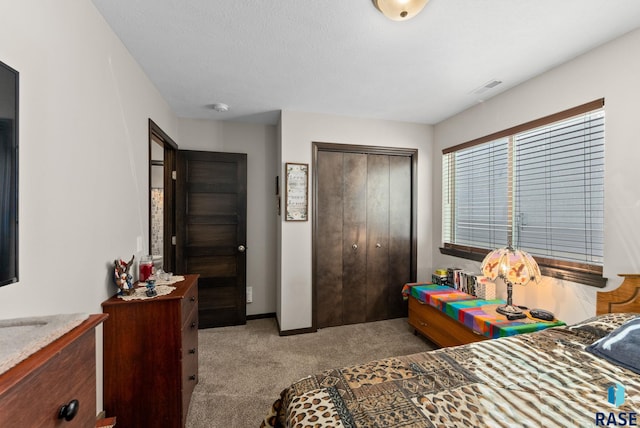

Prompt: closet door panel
[
  {"left": 316, "top": 151, "right": 345, "bottom": 328},
  {"left": 388, "top": 156, "right": 412, "bottom": 318},
  {"left": 342, "top": 153, "right": 368, "bottom": 325},
  {"left": 366, "top": 155, "right": 390, "bottom": 322}
]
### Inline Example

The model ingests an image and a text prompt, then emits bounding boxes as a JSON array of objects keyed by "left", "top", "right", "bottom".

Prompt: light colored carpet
[{"left": 185, "top": 317, "right": 436, "bottom": 428}]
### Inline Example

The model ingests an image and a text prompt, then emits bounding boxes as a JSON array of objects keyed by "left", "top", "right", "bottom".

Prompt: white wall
[
  {"left": 177, "top": 119, "right": 278, "bottom": 316},
  {"left": 0, "top": 0, "right": 178, "bottom": 414},
  {"left": 433, "top": 27, "right": 640, "bottom": 325},
  {"left": 278, "top": 111, "right": 433, "bottom": 331}
]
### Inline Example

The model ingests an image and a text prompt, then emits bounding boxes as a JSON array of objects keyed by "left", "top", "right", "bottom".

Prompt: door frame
[
  {"left": 311, "top": 142, "right": 418, "bottom": 331},
  {"left": 148, "top": 119, "right": 178, "bottom": 273}
]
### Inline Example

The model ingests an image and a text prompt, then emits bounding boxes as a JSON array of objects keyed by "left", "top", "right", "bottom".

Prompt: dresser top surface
[
  {"left": 102, "top": 274, "right": 199, "bottom": 307},
  {"left": 0, "top": 313, "right": 106, "bottom": 395}
]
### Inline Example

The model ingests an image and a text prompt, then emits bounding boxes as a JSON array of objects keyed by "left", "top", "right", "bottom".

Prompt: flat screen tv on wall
[{"left": 0, "top": 60, "right": 18, "bottom": 287}]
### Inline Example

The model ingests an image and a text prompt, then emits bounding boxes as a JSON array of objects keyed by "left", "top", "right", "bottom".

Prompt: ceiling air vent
[{"left": 471, "top": 79, "right": 503, "bottom": 95}]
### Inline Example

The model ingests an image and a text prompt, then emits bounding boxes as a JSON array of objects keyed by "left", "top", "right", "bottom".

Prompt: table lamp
[{"left": 481, "top": 246, "right": 541, "bottom": 316}]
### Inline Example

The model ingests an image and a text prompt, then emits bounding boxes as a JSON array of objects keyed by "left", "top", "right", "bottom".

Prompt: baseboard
[
  {"left": 278, "top": 326, "right": 316, "bottom": 336},
  {"left": 96, "top": 416, "right": 117, "bottom": 427},
  {"left": 246, "top": 312, "right": 276, "bottom": 320},
  {"left": 253, "top": 312, "right": 316, "bottom": 335}
]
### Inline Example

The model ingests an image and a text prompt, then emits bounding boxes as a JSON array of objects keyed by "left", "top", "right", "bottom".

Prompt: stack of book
[
  {"left": 440, "top": 268, "right": 496, "bottom": 300},
  {"left": 431, "top": 269, "right": 448, "bottom": 285},
  {"left": 474, "top": 276, "right": 497, "bottom": 300}
]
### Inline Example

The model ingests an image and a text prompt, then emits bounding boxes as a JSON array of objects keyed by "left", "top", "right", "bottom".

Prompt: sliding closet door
[
  {"left": 316, "top": 151, "right": 369, "bottom": 328},
  {"left": 342, "top": 153, "right": 368, "bottom": 325},
  {"left": 366, "top": 155, "right": 390, "bottom": 322},
  {"left": 314, "top": 143, "right": 417, "bottom": 329},
  {"left": 388, "top": 155, "right": 413, "bottom": 318},
  {"left": 316, "top": 151, "right": 345, "bottom": 328}
]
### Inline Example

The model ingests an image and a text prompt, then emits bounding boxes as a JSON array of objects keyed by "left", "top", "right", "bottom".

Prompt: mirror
[{"left": 0, "top": 60, "right": 18, "bottom": 287}]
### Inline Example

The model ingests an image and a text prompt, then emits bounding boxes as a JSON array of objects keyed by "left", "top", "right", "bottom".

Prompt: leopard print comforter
[{"left": 261, "top": 313, "right": 640, "bottom": 428}]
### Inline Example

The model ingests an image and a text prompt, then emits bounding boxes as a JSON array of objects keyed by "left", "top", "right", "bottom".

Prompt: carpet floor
[{"left": 185, "top": 317, "right": 436, "bottom": 428}]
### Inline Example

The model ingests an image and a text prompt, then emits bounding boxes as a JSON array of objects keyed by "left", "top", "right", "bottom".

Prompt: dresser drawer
[
  {"left": 182, "top": 307, "right": 199, "bottom": 425},
  {"left": 181, "top": 280, "right": 198, "bottom": 323},
  {"left": 0, "top": 316, "right": 104, "bottom": 428},
  {"left": 408, "top": 297, "right": 486, "bottom": 347},
  {"left": 182, "top": 348, "right": 198, "bottom": 421},
  {"left": 182, "top": 307, "right": 199, "bottom": 368}
]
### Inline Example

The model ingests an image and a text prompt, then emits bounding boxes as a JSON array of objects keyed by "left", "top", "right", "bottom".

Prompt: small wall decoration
[{"left": 285, "top": 163, "right": 308, "bottom": 221}]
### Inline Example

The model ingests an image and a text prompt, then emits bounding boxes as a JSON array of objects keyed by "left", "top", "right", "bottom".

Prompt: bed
[{"left": 261, "top": 274, "right": 640, "bottom": 428}]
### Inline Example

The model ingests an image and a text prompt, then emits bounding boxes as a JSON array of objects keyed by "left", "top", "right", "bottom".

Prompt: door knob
[
  {"left": 238, "top": 245, "right": 246, "bottom": 252},
  {"left": 352, "top": 244, "right": 358, "bottom": 250},
  {"left": 376, "top": 243, "right": 382, "bottom": 248}
]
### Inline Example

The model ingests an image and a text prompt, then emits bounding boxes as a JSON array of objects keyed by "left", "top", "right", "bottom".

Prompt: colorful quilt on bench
[{"left": 405, "top": 283, "right": 565, "bottom": 339}]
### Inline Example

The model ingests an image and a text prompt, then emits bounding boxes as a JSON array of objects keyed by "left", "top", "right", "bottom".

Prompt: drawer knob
[
  {"left": 189, "top": 348, "right": 196, "bottom": 354},
  {"left": 189, "top": 374, "right": 197, "bottom": 381},
  {"left": 58, "top": 399, "right": 80, "bottom": 421}
]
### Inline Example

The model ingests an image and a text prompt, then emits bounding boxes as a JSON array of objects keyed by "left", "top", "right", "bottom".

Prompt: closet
[{"left": 313, "top": 143, "right": 417, "bottom": 329}]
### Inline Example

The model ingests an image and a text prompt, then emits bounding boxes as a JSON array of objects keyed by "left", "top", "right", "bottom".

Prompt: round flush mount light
[
  {"left": 211, "top": 103, "right": 229, "bottom": 112},
  {"left": 372, "top": 0, "right": 429, "bottom": 21}
]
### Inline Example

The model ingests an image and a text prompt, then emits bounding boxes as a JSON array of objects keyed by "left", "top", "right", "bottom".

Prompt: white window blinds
[
  {"left": 442, "top": 100, "right": 604, "bottom": 269},
  {"left": 443, "top": 139, "right": 510, "bottom": 249},
  {"left": 514, "top": 110, "right": 604, "bottom": 264}
]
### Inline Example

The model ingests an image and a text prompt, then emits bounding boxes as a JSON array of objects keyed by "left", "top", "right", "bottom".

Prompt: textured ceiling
[{"left": 91, "top": 0, "right": 640, "bottom": 125}]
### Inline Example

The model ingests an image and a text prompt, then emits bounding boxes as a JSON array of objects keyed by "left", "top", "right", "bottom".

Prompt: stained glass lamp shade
[{"left": 481, "top": 246, "right": 541, "bottom": 316}]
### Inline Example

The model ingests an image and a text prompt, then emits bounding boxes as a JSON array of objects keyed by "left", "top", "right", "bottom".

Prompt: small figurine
[
  {"left": 114, "top": 255, "right": 135, "bottom": 295},
  {"left": 145, "top": 276, "right": 157, "bottom": 297}
]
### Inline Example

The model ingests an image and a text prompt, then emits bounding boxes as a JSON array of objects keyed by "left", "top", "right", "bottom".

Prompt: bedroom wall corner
[{"left": 432, "top": 27, "right": 640, "bottom": 325}]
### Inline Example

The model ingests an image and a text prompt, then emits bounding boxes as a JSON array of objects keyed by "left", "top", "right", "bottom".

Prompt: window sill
[{"left": 439, "top": 246, "right": 607, "bottom": 288}]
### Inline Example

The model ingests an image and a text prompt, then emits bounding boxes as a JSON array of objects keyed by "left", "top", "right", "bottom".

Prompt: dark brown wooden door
[
  {"left": 314, "top": 144, "right": 416, "bottom": 329},
  {"left": 316, "top": 151, "right": 346, "bottom": 328},
  {"left": 387, "top": 155, "right": 413, "bottom": 318},
  {"left": 366, "top": 154, "right": 391, "bottom": 322},
  {"left": 176, "top": 150, "right": 247, "bottom": 328},
  {"left": 342, "top": 153, "right": 368, "bottom": 325},
  {"left": 316, "top": 152, "right": 370, "bottom": 328}
]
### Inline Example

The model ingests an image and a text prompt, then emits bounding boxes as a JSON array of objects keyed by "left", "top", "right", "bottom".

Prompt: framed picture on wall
[{"left": 285, "top": 163, "right": 308, "bottom": 221}]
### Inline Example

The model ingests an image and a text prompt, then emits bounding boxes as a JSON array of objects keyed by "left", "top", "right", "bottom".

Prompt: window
[{"left": 441, "top": 99, "right": 605, "bottom": 287}]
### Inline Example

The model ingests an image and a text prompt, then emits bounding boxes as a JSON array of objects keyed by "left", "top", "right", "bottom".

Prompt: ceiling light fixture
[
  {"left": 211, "top": 103, "right": 229, "bottom": 112},
  {"left": 372, "top": 0, "right": 429, "bottom": 21}
]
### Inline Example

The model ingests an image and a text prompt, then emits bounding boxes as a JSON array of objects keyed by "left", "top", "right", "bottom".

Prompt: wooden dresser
[
  {"left": 102, "top": 274, "right": 199, "bottom": 428},
  {"left": 0, "top": 314, "right": 107, "bottom": 427},
  {"left": 408, "top": 295, "right": 486, "bottom": 347}
]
